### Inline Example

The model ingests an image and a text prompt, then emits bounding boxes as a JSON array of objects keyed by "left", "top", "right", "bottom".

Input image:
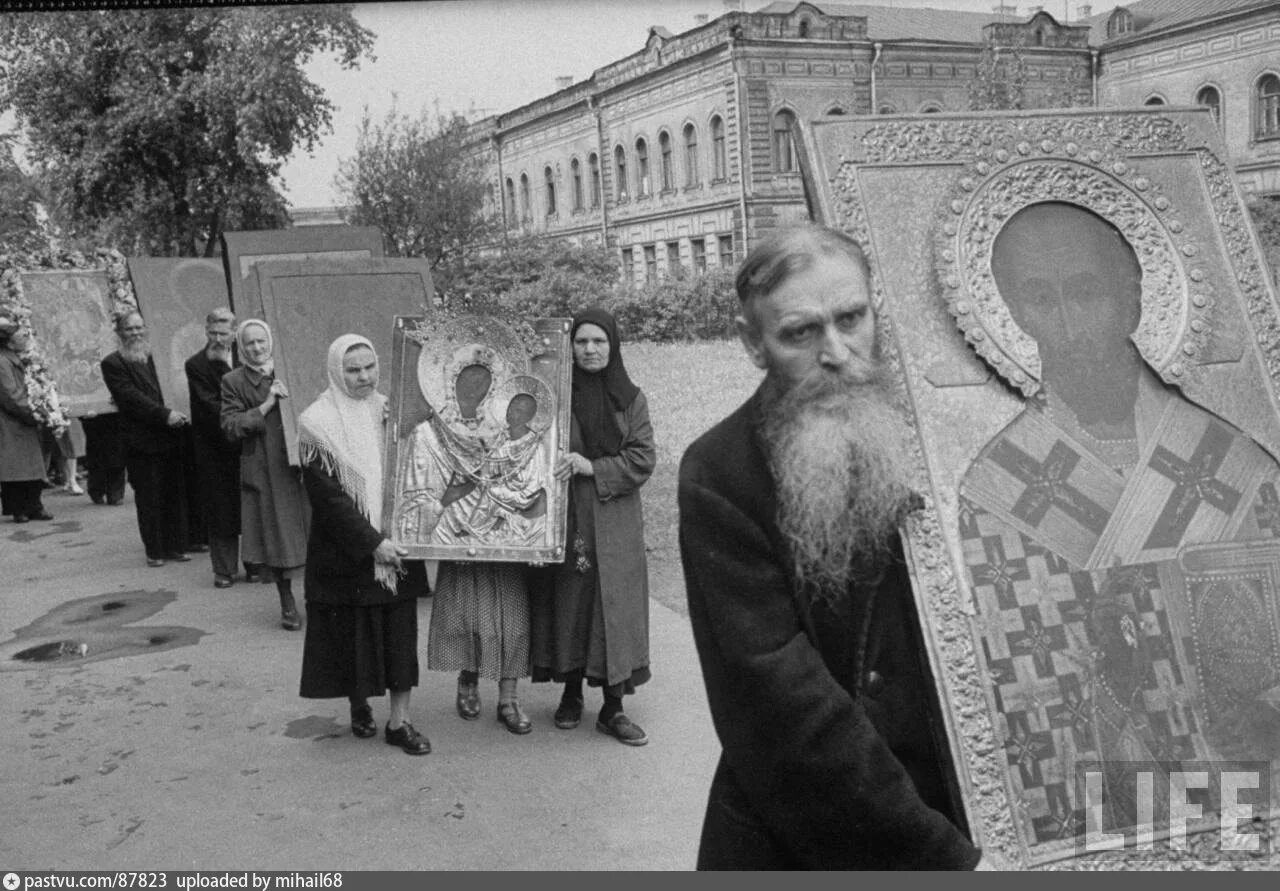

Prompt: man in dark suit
[
  {"left": 101, "top": 311, "right": 191, "bottom": 567},
  {"left": 185, "top": 307, "right": 244, "bottom": 588},
  {"left": 678, "top": 226, "right": 989, "bottom": 870}
]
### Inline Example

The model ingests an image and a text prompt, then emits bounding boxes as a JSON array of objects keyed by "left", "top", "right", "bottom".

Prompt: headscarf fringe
[{"left": 298, "top": 434, "right": 401, "bottom": 594}]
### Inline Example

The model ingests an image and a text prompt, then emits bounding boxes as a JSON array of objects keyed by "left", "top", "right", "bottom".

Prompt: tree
[
  {"left": 0, "top": 7, "right": 374, "bottom": 257},
  {"left": 449, "top": 234, "right": 619, "bottom": 312},
  {"left": 968, "top": 34, "right": 1029, "bottom": 112},
  {"left": 335, "top": 103, "right": 493, "bottom": 285},
  {"left": 0, "top": 136, "right": 47, "bottom": 255}
]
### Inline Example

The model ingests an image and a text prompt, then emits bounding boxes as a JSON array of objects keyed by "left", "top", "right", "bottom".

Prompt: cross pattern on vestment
[
  {"left": 1143, "top": 421, "right": 1242, "bottom": 549},
  {"left": 990, "top": 438, "right": 1112, "bottom": 535},
  {"left": 1004, "top": 709, "right": 1056, "bottom": 790},
  {"left": 971, "top": 533, "right": 1030, "bottom": 611},
  {"left": 1007, "top": 603, "right": 1070, "bottom": 679}
]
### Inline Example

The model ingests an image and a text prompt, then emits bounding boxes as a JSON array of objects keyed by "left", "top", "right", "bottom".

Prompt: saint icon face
[{"left": 991, "top": 202, "right": 1145, "bottom": 431}]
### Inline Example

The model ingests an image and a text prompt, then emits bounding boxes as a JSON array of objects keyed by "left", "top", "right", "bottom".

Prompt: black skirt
[{"left": 299, "top": 596, "right": 419, "bottom": 699}]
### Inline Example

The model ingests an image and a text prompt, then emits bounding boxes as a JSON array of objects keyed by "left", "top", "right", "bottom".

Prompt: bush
[
  {"left": 449, "top": 236, "right": 739, "bottom": 342},
  {"left": 606, "top": 269, "right": 738, "bottom": 342}
]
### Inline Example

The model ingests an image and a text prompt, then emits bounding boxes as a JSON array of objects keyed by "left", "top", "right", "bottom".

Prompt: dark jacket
[
  {"left": 184, "top": 349, "right": 240, "bottom": 457},
  {"left": 677, "top": 387, "right": 980, "bottom": 870},
  {"left": 100, "top": 351, "right": 180, "bottom": 457},
  {"left": 302, "top": 459, "right": 418, "bottom": 605}
]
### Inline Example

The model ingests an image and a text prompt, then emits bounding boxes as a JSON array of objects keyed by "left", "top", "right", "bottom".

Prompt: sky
[{"left": 282, "top": 0, "right": 1121, "bottom": 207}]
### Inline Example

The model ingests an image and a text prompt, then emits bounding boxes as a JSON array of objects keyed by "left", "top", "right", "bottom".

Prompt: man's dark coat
[
  {"left": 185, "top": 348, "right": 241, "bottom": 538},
  {"left": 100, "top": 351, "right": 182, "bottom": 457},
  {"left": 678, "top": 388, "right": 981, "bottom": 870}
]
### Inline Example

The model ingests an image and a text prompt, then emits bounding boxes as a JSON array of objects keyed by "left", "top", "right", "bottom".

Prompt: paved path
[{"left": 0, "top": 489, "right": 719, "bottom": 871}]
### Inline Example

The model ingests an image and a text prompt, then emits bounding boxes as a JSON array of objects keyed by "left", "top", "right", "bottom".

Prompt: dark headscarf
[{"left": 571, "top": 307, "right": 640, "bottom": 459}]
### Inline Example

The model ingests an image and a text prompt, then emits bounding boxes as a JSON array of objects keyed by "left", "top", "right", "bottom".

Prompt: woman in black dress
[{"left": 297, "top": 333, "right": 430, "bottom": 755}]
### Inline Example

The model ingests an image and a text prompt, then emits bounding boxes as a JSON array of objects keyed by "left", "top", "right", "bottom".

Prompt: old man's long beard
[
  {"left": 760, "top": 356, "right": 916, "bottom": 604},
  {"left": 119, "top": 338, "right": 151, "bottom": 364}
]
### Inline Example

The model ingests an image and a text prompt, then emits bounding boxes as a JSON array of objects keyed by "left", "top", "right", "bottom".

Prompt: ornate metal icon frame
[{"left": 381, "top": 314, "right": 572, "bottom": 563}]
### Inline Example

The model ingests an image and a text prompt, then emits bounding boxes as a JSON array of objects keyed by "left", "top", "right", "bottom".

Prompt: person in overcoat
[
  {"left": 298, "top": 333, "right": 430, "bottom": 756},
  {"left": 0, "top": 316, "right": 51, "bottom": 523},
  {"left": 678, "top": 225, "right": 985, "bottom": 869},
  {"left": 186, "top": 306, "right": 243, "bottom": 588},
  {"left": 220, "top": 319, "right": 309, "bottom": 630},
  {"left": 101, "top": 311, "right": 190, "bottom": 565},
  {"left": 531, "top": 307, "right": 655, "bottom": 746}
]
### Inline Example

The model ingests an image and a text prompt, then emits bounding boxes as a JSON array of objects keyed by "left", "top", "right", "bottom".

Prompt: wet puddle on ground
[
  {"left": 7, "top": 520, "right": 83, "bottom": 543},
  {"left": 0, "top": 589, "right": 205, "bottom": 670},
  {"left": 283, "top": 715, "right": 346, "bottom": 740}
]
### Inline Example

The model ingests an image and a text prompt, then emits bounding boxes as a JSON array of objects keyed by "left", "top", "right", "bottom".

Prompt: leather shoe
[
  {"left": 455, "top": 681, "right": 480, "bottom": 721},
  {"left": 12, "top": 514, "right": 29, "bottom": 524},
  {"left": 106, "top": 497, "right": 123, "bottom": 506},
  {"left": 384, "top": 722, "right": 431, "bottom": 755},
  {"left": 146, "top": 557, "right": 166, "bottom": 568},
  {"left": 497, "top": 701, "right": 532, "bottom": 735},
  {"left": 165, "top": 552, "right": 192, "bottom": 563},
  {"left": 29, "top": 510, "right": 53, "bottom": 521},
  {"left": 244, "top": 570, "right": 261, "bottom": 583},
  {"left": 350, "top": 703, "right": 377, "bottom": 739},
  {"left": 280, "top": 608, "right": 302, "bottom": 631},
  {"left": 596, "top": 713, "right": 648, "bottom": 747},
  {"left": 554, "top": 696, "right": 584, "bottom": 730},
  {"left": 213, "top": 575, "right": 234, "bottom": 589}
]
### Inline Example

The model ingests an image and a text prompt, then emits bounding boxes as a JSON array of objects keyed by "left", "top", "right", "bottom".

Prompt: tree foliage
[
  {"left": 0, "top": 7, "right": 374, "bottom": 257},
  {"left": 968, "top": 36, "right": 1029, "bottom": 112},
  {"left": 450, "top": 235, "right": 618, "bottom": 309},
  {"left": 335, "top": 103, "right": 493, "bottom": 284},
  {"left": 0, "top": 136, "right": 47, "bottom": 255}
]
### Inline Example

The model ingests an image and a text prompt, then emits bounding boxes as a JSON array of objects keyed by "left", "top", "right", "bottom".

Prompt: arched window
[
  {"left": 658, "top": 130, "right": 673, "bottom": 192},
  {"left": 588, "top": 153, "right": 601, "bottom": 208},
  {"left": 772, "top": 108, "right": 797, "bottom": 173},
  {"left": 920, "top": 104, "right": 942, "bottom": 114},
  {"left": 877, "top": 104, "right": 896, "bottom": 115},
  {"left": 519, "top": 173, "right": 531, "bottom": 225},
  {"left": 635, "top": 137, "right": 650, "bottom": 197},
  {"left": 504, "top": 177, "right": 516, "bottom": 227},
  {"left": 571, "top": 158, "right": 583, "bottom": 212},
  {"left": 544, "top": 166, "right": 556, "bottom": 217},
  {"left": 1196, "top": 85, "right": 1222, "bottom": 126},
  {"left": 683, "top": 123, "right": 700, "bottom": 187},
  {"left": 798, "top": 18, "right": 810, "bottom": 38},
  {"left": 1144, "top": 95, "right": 1166, "bottom": 106},
  {"left": 1257, "top": 74, "right": 1280, "bottom": 139},
  {"left": 827, "top": 106, "right": 846, "bottom": 116},
  {"left": 614, "top": 146, "right": 628, "bottom": 201},
  {"left": 711, "top": 115, "right": 726, "bottom": 181}
]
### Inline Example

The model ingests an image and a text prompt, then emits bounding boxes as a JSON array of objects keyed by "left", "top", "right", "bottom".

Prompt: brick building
[{"left": 465, "top": 0, "right": 1280, "bottom": 280}]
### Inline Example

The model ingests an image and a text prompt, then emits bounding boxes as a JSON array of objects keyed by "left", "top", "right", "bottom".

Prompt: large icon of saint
[
  {"left": 395, "top": 339, "right": 552, "bottom": 549},
  {"left": 956, "top": 202, "right": 1280, "bottom": 844}
]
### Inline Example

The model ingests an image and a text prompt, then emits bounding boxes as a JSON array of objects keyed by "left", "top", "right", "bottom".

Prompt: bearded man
[
  {"left": 185, "top": 307, "right": 244, "bottom": 588},
  {"left": 101, "top": 311, "right": 191, "bottom": 567},
  {"left": 678, "top": 226, "right": 987, "bottom": 870}
]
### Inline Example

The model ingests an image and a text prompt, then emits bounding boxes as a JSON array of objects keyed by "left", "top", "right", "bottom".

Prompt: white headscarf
[
  {"left": 236, "top": 319, "right": 274, "bottom": 376},
  {"left": 297, "top": 333, "right": 395, "bottom": 591}
]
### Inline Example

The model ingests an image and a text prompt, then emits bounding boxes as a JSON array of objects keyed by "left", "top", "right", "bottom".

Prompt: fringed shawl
[{"left": 297, "top": 334, "right": 396, "bottom": 592}]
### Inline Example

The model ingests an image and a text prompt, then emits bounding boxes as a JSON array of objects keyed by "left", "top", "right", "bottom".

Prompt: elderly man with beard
[
  {"left": 678, "top": 226, "right": 988, "bottom": 870},
  {"left": 101, "top": 311, "right": 191, "bottom": 567}
]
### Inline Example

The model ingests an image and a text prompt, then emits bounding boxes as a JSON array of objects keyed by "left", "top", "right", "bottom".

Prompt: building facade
[{"left": 463, "top": 0, "right": 1280, "bottom": 281}]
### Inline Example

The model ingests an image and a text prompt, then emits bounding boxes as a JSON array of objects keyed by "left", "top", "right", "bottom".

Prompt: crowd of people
[
  {"left": 4, "top": 298, "right": 659, "bottom": 760},
  {"left": 3, "top": 226, "right": 994, "bottom": 869}
]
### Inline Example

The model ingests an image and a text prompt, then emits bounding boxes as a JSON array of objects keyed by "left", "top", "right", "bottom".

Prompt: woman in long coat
[
  {"left": 220, "top": 319, "right": 309, "bottom": 630},
  {"left": 0, "top": 316, "right": 51, "bottom": 523},
  {"left": 532, "top": 307, "right": 655, "bottom": 746},
  {"left": 298, "top": 334, "right": 430, "bottom": 756}
]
